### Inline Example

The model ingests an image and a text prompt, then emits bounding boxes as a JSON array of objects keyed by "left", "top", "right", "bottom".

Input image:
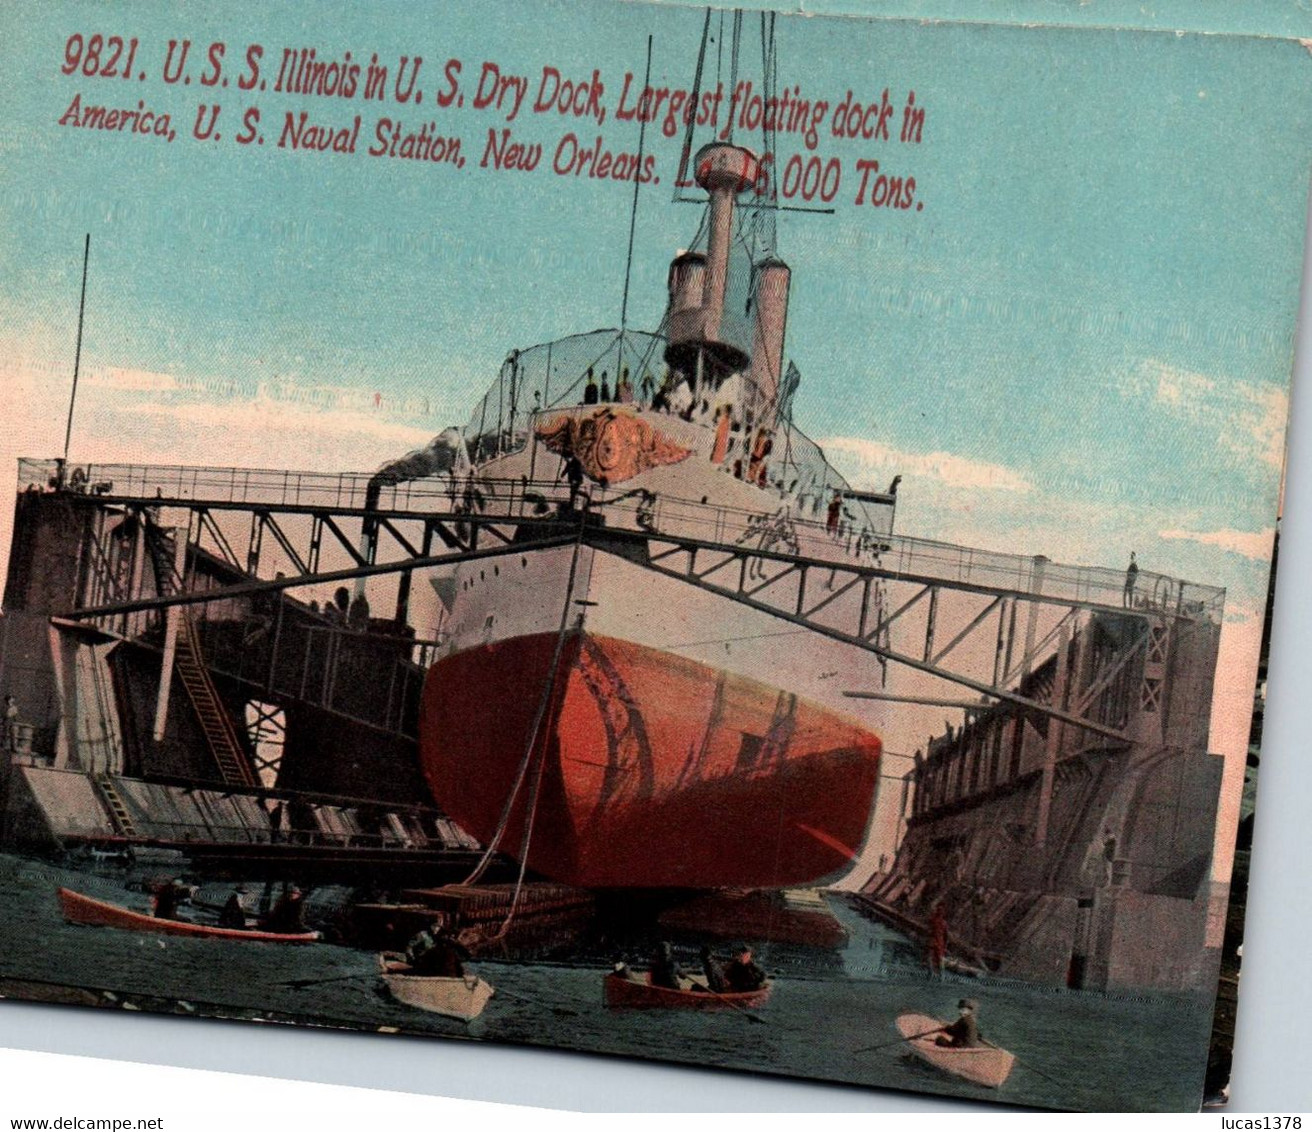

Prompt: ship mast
[
  {"left": 60, "top": 233, "right": 91, "bottom": 483},
  {"left": 619, "top": 36, "right": 655, "bottom": 338}
]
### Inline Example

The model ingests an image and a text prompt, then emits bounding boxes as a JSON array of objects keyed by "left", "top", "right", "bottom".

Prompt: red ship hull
[{"left": 419, "top": 631, "right": 881, "bottom": 888}]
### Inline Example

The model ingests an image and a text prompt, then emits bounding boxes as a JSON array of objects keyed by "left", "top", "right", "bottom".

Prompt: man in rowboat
[
  {"left": 723, "top": 944, "right": 767, "bottom": 993},
  {"left": 405, "top": 915, "right": 470, "bottom": 978},
  {"left": 151, "top": 879, "right": 188, "bottom": 921},
  {"left": 935, "top": 999, "right": 981, "bottom": 1048},
  {"left": 218, "top": 885, "right": 251, "bottom": 929},
  {"left": 264, "top": 885, "right": 307, "bottom": 934},
  {"left": 649, "top": 941, "right": 687, "bottom": 990},
  {"left": 699, "top": 944, "right": 727, "bottom": 993}
]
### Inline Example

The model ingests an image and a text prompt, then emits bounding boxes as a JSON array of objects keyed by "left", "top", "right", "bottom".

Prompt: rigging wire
[
  {"left": 62, "top": 234, "right": 91, "bottom": 472},
  {"left": 673, "top": 9, "right": 712, "bottom": 201},
  {"left": 727, "top": 9, "right": 743, "bottom": 145},
  {"left": 616, "top": 36, "right": 653, "bottom": 346},
  {"left": 461, "top": 504, "right": 589, "bottom": 886}
]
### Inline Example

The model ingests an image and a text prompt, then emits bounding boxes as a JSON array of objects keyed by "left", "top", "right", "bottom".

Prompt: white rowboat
[
  {"left": 377, "top": 953, "right": 494, "bottom": 1022},
  {"left": 896, "top": 1012, "right": 1015, "bottom": 1089}
]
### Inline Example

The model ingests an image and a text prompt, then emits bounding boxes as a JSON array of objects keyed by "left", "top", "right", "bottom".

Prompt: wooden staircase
[
  {"left": 174, "top": 617, "right": 258, "bottom": 787},
  {"left": 95, "top": 774, "right": 139, "bottom": 838},
  {"left": 144, "top": 520, "right": 258, "bottom": 789}
]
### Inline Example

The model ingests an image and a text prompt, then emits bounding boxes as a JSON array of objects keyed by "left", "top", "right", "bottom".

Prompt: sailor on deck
[{"left": 561, "top": 451, "right": 585, "bottom": 510}]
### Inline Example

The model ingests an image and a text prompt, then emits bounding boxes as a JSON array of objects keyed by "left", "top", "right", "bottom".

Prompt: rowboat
[
  {"left": 377, "top": 953, "right": 495, "bottom": 1022},
  {"left": 603, "top": 970, "right": 772, "bottom": 1010},
  {"left": 57, "top": 887, "right": 320, "bottom": 944},
  {"left": 896, "top": 1012, "right": 1015, "bottom": 1089}
]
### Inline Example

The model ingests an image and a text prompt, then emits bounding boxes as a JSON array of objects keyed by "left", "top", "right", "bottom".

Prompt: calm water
[{"left": 0, "top": 854, "right": 1213, "bottom": 1112}]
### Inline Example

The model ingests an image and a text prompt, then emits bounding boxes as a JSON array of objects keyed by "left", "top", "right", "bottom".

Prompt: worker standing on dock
[
  {"left": 1123, "top": 552, "right": 1139, "bottom": 607},
  {"left": 826, "top": 491, "right": 842, "bottom": 538},
  {"left": 3, "top": 695, "right": 18, "bottom": 753}
]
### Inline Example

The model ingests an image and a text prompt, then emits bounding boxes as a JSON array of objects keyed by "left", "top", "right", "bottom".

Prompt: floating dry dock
[{"left": 0, "top": 457, "right": 1228, "bottom": 988}]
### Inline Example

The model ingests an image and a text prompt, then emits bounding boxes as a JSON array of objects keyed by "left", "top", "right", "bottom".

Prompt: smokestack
[
  {"left": 664, "top": 143, "right": 759, "bottom": 377},
  {"left": 360, "top": 427, "right": 471, "bottom": 606},
  {"left": 694, "top": 142, "right": 759, "bottom": 341},
  {"left": 667, "top": 251, "right": 706, "bottom": 317},
  {"left": 747, "top": 258, "right": 791, "bottom": 430}
]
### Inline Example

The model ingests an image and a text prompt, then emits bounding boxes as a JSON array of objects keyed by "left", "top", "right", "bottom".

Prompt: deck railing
[{"left": 17, "top": 456, "right": 1225, "bottom": 622}]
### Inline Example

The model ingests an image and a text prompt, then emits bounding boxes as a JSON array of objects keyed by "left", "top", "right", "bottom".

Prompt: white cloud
[
  {"left": 1133, "top": 359, "right": 1288, "bottom": 470},
  {"left": 1158, "top": 525, "right": 1276, "bottom": 561},
  {"left": 88, "top": 365, "right": 181, "bottom": 393},
  {"left": 1145, "top": 358, "right": 1217, "bottom": 407},
  {"left": 820, "top": 435, "right": 1032, "bottom": 493},
  {"left": 127, "top": 395, "right": 434, "bottom": 450}
]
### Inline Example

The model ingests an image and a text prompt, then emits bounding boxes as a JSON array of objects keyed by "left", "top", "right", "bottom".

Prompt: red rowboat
[
  {"left": 603, "top": 970, "right": 772, "bottom": 1010},
  {"left": 56, "top": 887, "right": 320, "bottom": 944}
]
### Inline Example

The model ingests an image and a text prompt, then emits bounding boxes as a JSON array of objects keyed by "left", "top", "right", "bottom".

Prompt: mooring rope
[{"left": 461, "top": 500, "right": 590, "bottom": 887}]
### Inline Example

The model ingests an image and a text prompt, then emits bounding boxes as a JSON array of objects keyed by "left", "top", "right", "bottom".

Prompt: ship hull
[{"left": 419, "top": 629, "right": 881, "bottom": 889}]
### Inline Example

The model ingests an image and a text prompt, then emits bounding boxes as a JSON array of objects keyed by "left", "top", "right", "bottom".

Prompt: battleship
[{"left": 417, "top": 139, "right": 889, "bottom": 889}]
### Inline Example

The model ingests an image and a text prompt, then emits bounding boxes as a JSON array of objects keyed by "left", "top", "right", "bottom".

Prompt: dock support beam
[
  {"left": 1021, "top": 555, "right": 1048, "bottom": 681},
  {"left": 1033, "top": 617, "right": 1071, "bottom": 848},
  {"left": 152, "top": 528, "right": 187, "bottom": 742}
]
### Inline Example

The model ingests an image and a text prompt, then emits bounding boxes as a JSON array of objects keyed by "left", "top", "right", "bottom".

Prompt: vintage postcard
[{"left": 0, "top": 0, "right": 1307, "bottom": 1113}]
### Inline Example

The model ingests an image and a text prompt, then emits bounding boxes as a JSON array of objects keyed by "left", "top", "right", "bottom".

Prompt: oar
[
  {"left": 279, "top": 971, "right": 374, "bottom": 990},
  {"left": 709, "top": 990, "right": 769, "bottom": 1025},
  {"left": 682, "top": 978, "right": 770, "bottom": 1025},
  {"left": 984, "top": 1040, "right": 1063, "bottom": 1089},
  {"left": 854, "top": 1025, "right": 944, "bottom": 1054},
  {"left": 488, "top": 986, "right": 580, "bottom": 1018}
]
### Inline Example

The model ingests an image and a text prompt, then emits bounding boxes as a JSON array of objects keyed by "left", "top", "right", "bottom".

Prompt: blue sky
[{"left": 3, "top": 0, "right": 1309, "bottom": 864}]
